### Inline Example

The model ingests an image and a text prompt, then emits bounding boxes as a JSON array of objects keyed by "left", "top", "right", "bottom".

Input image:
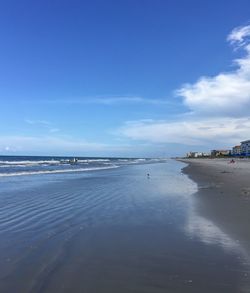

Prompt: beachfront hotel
[{"left": 240, "top": 140, "right": 250, "bottom": 156}]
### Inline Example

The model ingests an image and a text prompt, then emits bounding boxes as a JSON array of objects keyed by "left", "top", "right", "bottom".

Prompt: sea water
[{"left": 0, "top": 158, "right": 249, "bottom": 292}]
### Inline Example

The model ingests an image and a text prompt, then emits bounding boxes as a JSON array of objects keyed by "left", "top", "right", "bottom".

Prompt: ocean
[
  {"left": 0, "top": 157, "right": 249, "bottom": 292},
  {"left": 0, "top": 155, "right": 160, "bottom": 177}
]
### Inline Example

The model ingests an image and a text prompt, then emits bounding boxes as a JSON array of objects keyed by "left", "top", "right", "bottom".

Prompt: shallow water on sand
[{"left": 0, "top": 161, "right": 250, "bottom": 292}]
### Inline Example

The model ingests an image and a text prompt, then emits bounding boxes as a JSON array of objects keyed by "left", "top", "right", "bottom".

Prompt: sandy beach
[
  {"left": 180, "top": 158, "right": 250, "bottom": 251},
  {"left": 2, "top": 160, "right": 250, "bottom": 292}
]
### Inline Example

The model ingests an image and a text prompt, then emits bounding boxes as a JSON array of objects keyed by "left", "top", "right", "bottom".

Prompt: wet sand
[
  {"left": 1, "top": 161, "right": 250, "bottom": 292},
  {"left": 180, "top": 158, "right": 250, "bottom": 251}
]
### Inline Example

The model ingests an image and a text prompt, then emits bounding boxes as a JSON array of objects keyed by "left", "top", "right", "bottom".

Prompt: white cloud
[
  {"left": 227, "top": 24, "right": 250, "bottom": 47},
  {"left": 177, "top": 72, "right": 250, "bottom": 116},
  {"left": 119, "top": 118, "right": 250, "bottom": 146},
  {"left": 90, "top": 96, "right": 170, "bottom": 105},
  {"left": 177, "top": 26, "right": 250, "bottom": 117},
  {"left": 25, "top": 119, "right": 60, "bottom": 134},
  {"left": 38, "top": 96, "right": 171, "bottom": 106},
  {"left": 25, "top": 119, "right": 51, "bottom": 125},
  {"left": 118, "top": 24, "right": 250, "bottom": 147}
]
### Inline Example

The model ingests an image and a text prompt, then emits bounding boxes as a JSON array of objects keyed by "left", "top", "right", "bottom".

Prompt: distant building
[
  {"left": 202, "top": 152, "right": 210, "bottom": 157},
  {"left": 186, "top": 152, "right": 210, "bottom": 158},
  {"left": 232, "top": 145, "right": 241, "bottom": 156},
  {"left": 240, "top": 140, "right": 250, "bottom": 156},
  {"left": 211, "top": 149, "right": 231, "bottom": 157},
  {"left": 186, "top": 152, "right": 198, "bottom": 158}
]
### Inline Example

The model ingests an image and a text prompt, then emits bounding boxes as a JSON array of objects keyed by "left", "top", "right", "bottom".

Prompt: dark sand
[{"left": 181, "top": 158, "right": 250, "bottom": 251}]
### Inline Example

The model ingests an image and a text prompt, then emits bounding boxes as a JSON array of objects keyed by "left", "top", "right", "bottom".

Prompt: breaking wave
[{"left": 0, "top": 165, "right": 119, "bottom": 177}]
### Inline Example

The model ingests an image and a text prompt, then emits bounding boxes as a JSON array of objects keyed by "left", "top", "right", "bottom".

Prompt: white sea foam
[
  {"left": 0, "top": 165, "right": 119, "bottom": 177},
  {"left": 127, "top": 159, "right": 146, "bottom": 164},
  {"left": 0, "top": 159, "right": 112, "bottom": 167},
  {"left": 77, "top": 159, "right": 111, "bottom": 163},
  {"left": 0, "top": 160, "right": 60, "bottom": 166}
]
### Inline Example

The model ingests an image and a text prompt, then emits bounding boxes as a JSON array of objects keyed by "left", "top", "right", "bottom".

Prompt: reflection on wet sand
[{"left": 0, "top": 161, "right": 250, "bottom": 292}]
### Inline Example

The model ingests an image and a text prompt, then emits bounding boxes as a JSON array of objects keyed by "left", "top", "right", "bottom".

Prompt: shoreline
[{"left": 179, "top": 158, "right": 250, "bottom": 251}]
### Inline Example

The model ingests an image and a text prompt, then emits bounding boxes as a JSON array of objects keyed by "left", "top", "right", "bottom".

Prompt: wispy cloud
[
  {"left": 89, "top": 96, "right": 170, "bottom": 105},
  {"left": 118, "top": 118, "right": 250, "bottom": 146},
  {"left": 118, "top": 24, "right": 250, "bottom": 147},
  {"left": 0, "top": 135, "right": 131, "bottom": 155},
  {"left": 25, "top": 119, "right": 51, "bottom": 126},
  {"left": 37, "top": 96, "right": 172, "bottom": 106},
  {"left": 227, "top": 23, "right": 250, "bottom": 48},
  {"left": 25, "top": 119, "right": 60, "bottom": 133}
]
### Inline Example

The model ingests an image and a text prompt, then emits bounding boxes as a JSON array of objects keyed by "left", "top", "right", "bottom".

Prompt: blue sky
[{"left": 1, "top": 0, "right": 250, "bottom": 157}]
